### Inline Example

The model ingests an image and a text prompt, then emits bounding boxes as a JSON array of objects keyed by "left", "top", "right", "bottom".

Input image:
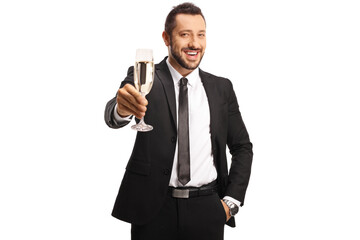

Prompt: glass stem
[{"left": 139, "top": 92, "right": 146, "bottom": 124}]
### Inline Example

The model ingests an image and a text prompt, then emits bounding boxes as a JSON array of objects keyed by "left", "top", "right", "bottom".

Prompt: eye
[
  {"left": 181, "top": 33, "right": 189, "bottom": 37},
  {"left": 198, "top": 33, "right": 206, "bottom": 38}
]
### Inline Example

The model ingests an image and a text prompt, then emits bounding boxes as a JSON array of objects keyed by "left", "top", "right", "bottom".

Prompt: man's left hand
[{"left": 220, "top": 200, "right": 231, "bottom": 222}]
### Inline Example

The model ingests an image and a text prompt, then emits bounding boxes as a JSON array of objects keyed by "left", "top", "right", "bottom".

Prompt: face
[{"left": 163, "top": 14, "right": 206, "bottom": 76}]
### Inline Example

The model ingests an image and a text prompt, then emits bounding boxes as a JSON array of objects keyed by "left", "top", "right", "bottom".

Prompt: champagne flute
[{"left": 131, "top": 49, "right": 155, "bottom": 132}]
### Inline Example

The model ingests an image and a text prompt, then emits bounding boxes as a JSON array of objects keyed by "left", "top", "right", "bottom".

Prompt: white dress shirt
[
  {"left": 113, "top": 59, "right": 240, "bottom": 207},
  {"left": 165, "top": 59, "right": 217, "bottom": 188}
]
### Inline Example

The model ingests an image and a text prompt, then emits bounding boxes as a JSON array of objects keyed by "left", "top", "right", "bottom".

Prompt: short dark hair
[{"left": 164, "top": 2, "right": 205, "bottom": 37}]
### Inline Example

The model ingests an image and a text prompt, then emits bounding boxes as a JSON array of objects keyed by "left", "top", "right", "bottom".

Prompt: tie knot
[{"left": 180, "top": 77, "right": 188, "bottom": 87}]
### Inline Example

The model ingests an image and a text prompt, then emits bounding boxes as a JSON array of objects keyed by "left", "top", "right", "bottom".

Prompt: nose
[{"left": 188, "top": 36, "right": 201, "bottom": 49}]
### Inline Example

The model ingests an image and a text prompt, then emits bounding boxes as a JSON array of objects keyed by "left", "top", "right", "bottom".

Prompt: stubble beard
[{"left": 170, "top": 39, "right": 204, "bottom": 70}]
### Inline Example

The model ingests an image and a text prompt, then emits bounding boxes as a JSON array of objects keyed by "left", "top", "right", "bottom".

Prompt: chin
[{"left": 187, "top": 63, "right": 199, "bottom": 70}]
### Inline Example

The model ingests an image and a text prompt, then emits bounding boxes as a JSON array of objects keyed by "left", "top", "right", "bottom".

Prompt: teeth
[{"left": 187, "top": 52, "right": 197, "bottom": 56}]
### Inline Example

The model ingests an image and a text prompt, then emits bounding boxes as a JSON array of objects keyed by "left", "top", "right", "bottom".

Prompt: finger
[
  {"left": 118, "top": 86, "right": 146, "bottom": 109},
  {"left": 117, "top": 88, "right": 147, "bottom": 112},
  {"left": 117, "top": 93, "right": 147, "bottom": 116},
  {"left": 118, "top": 102, "right": 145, "bottom": 119},
  {"left": 123, "top": 84, "right": 148, "bottom": 106}
]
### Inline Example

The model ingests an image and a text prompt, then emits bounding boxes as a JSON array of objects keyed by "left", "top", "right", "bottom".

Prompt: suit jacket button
[
  {"left": 163, "top": 168, "right": 170, "bottom": 175},
  {"left": 171, "top": 137, "right": 176, "bottom": 143}
]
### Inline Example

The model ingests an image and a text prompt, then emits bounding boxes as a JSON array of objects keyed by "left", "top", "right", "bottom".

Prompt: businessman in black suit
[{"left": 104, "top": 3, "right": 253, "bottom": 240}]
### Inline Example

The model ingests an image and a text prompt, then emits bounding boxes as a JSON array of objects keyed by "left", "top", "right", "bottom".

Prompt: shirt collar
[{"left": 166, "top": 58, "right": 199, "bottom": 87}]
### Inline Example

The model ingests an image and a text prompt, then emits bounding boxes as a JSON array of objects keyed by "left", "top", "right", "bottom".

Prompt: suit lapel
[
  {"left": 200, "top": 69, "right": 216, "bottom": 128},
  {"left": 155, "top": 58, "right": 177, "bottom": 128},
  {"left": 200, "top": 69, "right": 218, "bottom": 155},
  {"left": 154, "top": 61, "right": 219, "bottom": 138},
  {"left": 155, "top": 63, "right": 219, "bottom": 167}
]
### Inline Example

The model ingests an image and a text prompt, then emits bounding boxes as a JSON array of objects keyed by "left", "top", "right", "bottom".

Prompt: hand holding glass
[{"left": 131, "top": 49, "right": 154, "bottom": 132}]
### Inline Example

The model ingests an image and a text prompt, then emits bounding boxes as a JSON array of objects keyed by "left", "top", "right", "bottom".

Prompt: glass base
[{"left": 131, "top": 122, "right": 153, "bottom": 132}]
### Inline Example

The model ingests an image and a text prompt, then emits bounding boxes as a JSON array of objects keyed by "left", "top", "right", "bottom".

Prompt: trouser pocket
[{"left": 214, "top": 194, "right": 227, "bottom": 224}]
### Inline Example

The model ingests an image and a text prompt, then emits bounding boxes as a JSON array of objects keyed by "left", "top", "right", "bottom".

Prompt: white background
[{"left": 1, "top": 0, "right": 359, "bottom": 239}]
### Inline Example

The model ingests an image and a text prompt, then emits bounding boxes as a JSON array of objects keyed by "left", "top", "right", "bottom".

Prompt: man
[{"left": 104, "top": 3, "right": 253, "bottom": 240}]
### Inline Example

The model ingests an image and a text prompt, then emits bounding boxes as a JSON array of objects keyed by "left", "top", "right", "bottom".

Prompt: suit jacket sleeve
[
  {"left": 225, "top": 81, "right": 253, "bottom": 206},
  {"left": 104, "top": 67, "right": 135, "bottom": 129}
]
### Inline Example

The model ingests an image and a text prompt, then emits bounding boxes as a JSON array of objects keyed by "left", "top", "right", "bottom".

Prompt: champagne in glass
[{"left": 131, "top": 49, "right": 154, "bottom": 132}]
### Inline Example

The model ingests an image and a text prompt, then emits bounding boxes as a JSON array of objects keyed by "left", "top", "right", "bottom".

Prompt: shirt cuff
[
  {"left": 113, "top": 103, "right": 132, "bottom": 122},
  {"left": 223, "top": 196, "right": 241, "bottom": 209}
]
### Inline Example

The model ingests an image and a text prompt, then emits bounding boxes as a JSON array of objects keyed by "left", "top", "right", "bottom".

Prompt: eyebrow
[{"left": 180, "top": 29, "right": 206, "bottom": 33}]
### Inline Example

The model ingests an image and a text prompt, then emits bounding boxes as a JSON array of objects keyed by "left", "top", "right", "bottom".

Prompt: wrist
[
  {"left": 117, "top": 109, "right": 130, "bottom": 118},
  {"left": 222, "top": 199, "right": 239, "bottom": 217},
  {"left": 113, "top": 104, "right": 132, "bottom": 122}
]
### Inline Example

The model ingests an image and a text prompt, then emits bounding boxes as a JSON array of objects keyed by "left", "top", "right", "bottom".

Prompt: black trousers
[{"left": 131, "top": 192, "right": 227, "bottom": 240}]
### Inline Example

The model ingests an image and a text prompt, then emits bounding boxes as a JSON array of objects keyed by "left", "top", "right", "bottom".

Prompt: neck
[{"left": 168, "top": 55, "right": 193, "bottom": 77}]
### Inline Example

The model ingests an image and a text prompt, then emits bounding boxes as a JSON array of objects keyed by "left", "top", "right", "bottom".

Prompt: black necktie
[{"left": 178, "top": 77, "right": 190, "bottom": 185}]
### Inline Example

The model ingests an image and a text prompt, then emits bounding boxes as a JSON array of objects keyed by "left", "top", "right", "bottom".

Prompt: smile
[{"left": 184, "top": 50, "right": 200, "bottom": 58}]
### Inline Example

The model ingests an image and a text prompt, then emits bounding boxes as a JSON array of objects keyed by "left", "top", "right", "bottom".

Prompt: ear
[{"left": 162, "top": 31, "right": 170, "bottom": 46}]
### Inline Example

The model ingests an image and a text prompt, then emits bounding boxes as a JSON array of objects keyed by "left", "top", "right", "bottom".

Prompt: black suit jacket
[{"left": 104, "top": 57, "right": 253, "bottom": 227}]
